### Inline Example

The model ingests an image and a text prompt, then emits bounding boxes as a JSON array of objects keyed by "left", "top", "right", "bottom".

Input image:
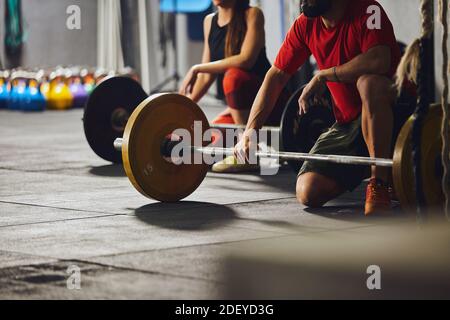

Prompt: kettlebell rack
[{"left": 0, "top": 66, "right": 139, "bottom": 112}]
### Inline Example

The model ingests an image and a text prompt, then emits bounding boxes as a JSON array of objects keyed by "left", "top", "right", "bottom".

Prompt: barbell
[
  {"left": 83, "top": 76, "right": 335, "bottom": 168},
  {"left": 112, "top": 93, "right": 446, "bottom": 210}
]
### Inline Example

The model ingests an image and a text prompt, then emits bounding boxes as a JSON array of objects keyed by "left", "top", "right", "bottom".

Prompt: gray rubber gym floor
[{"left": 0, "top": 98, "right": 428, "bottom": 299}]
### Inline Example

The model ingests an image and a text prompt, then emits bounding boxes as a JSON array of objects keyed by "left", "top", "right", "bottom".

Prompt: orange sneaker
[{"left": 365, "top": 178, "right": 392, "bottom": 216}]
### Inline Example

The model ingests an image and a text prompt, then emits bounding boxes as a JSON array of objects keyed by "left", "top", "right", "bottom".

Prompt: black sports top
[{"left": 208, "top": 11, "right": 271, "bottom": 81}]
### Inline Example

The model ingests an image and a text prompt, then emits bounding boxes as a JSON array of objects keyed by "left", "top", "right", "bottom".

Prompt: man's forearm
[
  {"left": 320, "top": 45, "right": 392, "bottom": 83},
  {"left": 245, "top": 67, "right": 291, "bottom": 131}
]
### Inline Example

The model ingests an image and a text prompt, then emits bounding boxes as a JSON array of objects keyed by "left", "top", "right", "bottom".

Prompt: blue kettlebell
[
  {"left": 0, "top": 71, "right": 10, "bottom": 109},
  {"left": 20, "top": 74, "right": 33, "bottom": 111},
  {"left": 8, "top": 73, "right": 25, "bottom": 110},
  {"left": 20, "top": 78, "right": 33, "bottom": 111},
  {"left": 27, "top": 77, "right": 46, "bottom": 111}
]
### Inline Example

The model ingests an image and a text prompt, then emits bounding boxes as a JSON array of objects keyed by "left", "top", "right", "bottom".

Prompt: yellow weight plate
[
  {"left": 393, "top": 104, "right": 447, "bottom": 210},
  {"left": 122, "top": 93, "right": 210, "bottom": 202}
]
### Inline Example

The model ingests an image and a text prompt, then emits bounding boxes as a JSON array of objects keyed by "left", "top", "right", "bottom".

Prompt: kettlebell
[
  {"left": 0, "top": 71, "right": 10, "bottom": 109},
  {"left": 68, "top": 69, "right": 88, "bottom": 108},
  {"left": 37, "top": 70, "right": 50, "bottom": 105},
  {"left": 27, "top": 72, "right": 46, "bottom": 111},
  {"left": 81, "top": 68, "right": 96, "bottom": 94},
  {"left": 47, "top": 69, "right": 73, "bottom": 110},
  {"left": 8, "top": 71, "right": 28, "bottom": 111},
  {"left": 20, "top": 72, "right": 34, "bottom": 111}
]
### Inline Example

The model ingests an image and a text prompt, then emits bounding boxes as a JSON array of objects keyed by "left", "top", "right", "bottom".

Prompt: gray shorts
[{"left": 298, "top": 115, "right": 370, "bottom": 191}]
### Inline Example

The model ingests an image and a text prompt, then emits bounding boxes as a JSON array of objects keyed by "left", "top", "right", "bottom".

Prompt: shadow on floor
[
  {"left": 135, "top": 201, "right": 237, "bottom": 231},
  {"left": 89, "top": 164, "right": 126, "bottom": 177},
  {"left": 207, "top": 167, "right": 297, "bottom": 194},
  {"left": 135, "top": 201, "right": 338, "bottom": 232},
  {"left": 305, "top": 203, "right": 406, "bottom": 222},
  {"left": 305, "top": 205, "right": 365, "bottom": 220},
  {"left": 135, "top": 201, "right": 327, "bottom": 233}
]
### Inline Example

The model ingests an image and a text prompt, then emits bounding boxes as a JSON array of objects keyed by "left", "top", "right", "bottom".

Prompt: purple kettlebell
[{"left": 69, "top": 76, "right": 88, "bottom": 109}]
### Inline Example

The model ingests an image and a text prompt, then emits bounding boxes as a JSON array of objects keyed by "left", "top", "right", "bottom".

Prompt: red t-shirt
[{"left": 274, "top": 0, "right": 401, "bottom": 124}]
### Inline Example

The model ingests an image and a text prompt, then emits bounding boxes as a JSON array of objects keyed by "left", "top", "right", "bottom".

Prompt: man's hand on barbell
[{"left": 234, "top": 132, "right": 257, "bottom": 164}]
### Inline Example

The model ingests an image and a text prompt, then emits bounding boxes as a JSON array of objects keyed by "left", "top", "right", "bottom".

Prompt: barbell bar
[{"left": 113, "top": 138, "right": 394, "bottom": 168}]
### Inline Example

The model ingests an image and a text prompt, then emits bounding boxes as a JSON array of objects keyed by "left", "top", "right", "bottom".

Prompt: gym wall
[
  {"left": 0, "top": 0, "right": 97, "bottom": 69},
  {"left": 258, "top": 0, "right": 286, "bottom": 63}
]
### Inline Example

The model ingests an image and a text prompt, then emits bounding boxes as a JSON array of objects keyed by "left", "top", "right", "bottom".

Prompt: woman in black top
[{"left": 179, "top": 0, "right": 287, "bottom": 126}]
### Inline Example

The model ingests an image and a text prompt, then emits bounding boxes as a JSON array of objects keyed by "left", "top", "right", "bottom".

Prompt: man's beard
[{"left": 300, "top": 0, "right": 332, "bottom": 18}]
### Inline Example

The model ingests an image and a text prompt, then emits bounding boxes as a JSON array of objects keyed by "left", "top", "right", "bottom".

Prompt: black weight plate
[
  {"left": 280, "top": 85, "right": 335, "bottom": 173},
  {"left": 83, "top": 76, "right": 148, "bottom": 163}
]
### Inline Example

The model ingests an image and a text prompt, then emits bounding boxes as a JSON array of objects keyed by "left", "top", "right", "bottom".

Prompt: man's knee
[
  {"left": 356, "top": 75, "right": 395, "bottom": 111},
  {"left": 296, "top": 174, "right": 327, "bottom": 208}
]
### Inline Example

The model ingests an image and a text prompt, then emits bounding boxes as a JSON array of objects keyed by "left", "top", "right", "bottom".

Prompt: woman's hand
[
  {"left": 179, "top": 65, "right": 200, "bottom": 96},
  {"left": 298, "top": 72, "right": 328, "bottom": 115}
]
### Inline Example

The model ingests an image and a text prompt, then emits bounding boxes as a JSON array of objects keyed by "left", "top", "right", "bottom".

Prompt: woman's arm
[
  {"left": 194, "top": 7, "right": 266, "bottom": 75},
  {"left": 187, "top": 14, "right": 217, "bottom": 103}
]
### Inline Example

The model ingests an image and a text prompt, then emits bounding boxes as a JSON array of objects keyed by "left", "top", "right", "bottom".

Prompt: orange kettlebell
[
  {"left": 37, "top": 69, "right": 50, "bottom": 102},
  {"left": 81, "top": 68, "right": 96, "bottom": 94}
]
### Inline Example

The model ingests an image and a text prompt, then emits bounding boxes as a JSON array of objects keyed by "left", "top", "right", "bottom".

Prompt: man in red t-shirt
[{"left": 235, "top": 0, "right": 402, "bottom": 215}]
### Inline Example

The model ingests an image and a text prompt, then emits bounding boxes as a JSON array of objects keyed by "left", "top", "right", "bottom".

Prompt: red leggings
[{"left": 212, "top": 68, "right": 288, "bottom": 126}]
